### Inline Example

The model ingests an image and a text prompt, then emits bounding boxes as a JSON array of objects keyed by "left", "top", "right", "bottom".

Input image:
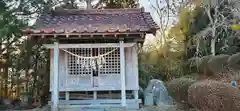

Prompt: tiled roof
[{"left": 23, "top": 8, "right": 159, "bottom": 34}]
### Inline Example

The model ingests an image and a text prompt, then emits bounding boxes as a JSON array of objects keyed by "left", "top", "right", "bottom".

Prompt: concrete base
[
  {"left": 58, "top": 104, "right": 138, "bottom": 111},
  {"left": 49, "top": 99, "right": 141, "bottom": 111},
  {"left": 58, "top": 107, "right": 137, "bottom": 111}
]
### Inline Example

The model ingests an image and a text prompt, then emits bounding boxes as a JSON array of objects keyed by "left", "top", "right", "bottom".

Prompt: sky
[
  {"left": 139, "top": 0, "right": 161, "bottom": 46},
  {"left": 139, "top": 0, "right": 152, "bottom": 11},
  {"left": 139, "top": 0, "right": 179, "bottom": 46},
  {"left": 139, "top": 0, "right": 159, "bottom": 24}
]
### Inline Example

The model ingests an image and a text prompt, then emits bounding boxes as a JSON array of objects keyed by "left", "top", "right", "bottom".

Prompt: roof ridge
[{"left": 51, "top": 7, "right": 145, "bottom": 15}]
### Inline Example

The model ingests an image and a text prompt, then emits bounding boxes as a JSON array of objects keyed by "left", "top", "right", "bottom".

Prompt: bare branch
[{"left": 93, "top": 0, "right": 104, "bottom": 9}]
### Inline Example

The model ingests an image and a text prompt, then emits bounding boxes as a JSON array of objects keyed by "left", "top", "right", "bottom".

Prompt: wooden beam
[
  {"left": 48, "top": 99, "right": 142, "bottom": 109},
  {"left": 52, "top": 86, "right": 139, "bottom": 92},
  {"left": 43, "top": 43, "right": 136, "bottom": 49},
  {"left": 119, "top": 39, "right": 126, "bottom": 107},
  {"left": 57, "top": 99, "right": 141, "bottom": 105},
  {"left": 29, "top": 32, "right": 142, "bottom": 36}
]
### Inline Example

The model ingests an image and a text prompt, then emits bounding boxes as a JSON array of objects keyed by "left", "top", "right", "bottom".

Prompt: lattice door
[
  {"left": 66, "top": 47, "right": 121, "bottom": 88},
  {"left": 67, "top": 48, "right": 92, "bottom": 76}
]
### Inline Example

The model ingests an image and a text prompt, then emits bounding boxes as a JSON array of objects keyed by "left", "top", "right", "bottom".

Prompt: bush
[
  {"left": 207, "top": 54, "right": 230, "bottom": 75},
  {"left": 212, "top": 67, "right": 240, "bottom": 83},
  {"left": 228, "top": 52, "right": 240, "bottom": 69},
  {"left": 187, "top": 108, "right": 200, "bottom": 111},
  {"left": 188, "top": 80, "right": 240, "bottom": 111},
  {"left": 203, "top": 61, "right": 240, "bottom": 83},
  {"left": 187, "top": 57, "right": 201, "bottom": 73},
  {"left": 139, "top": 106, "right": 163, "bottom": 111},
  {"left": 182, "top": 73, "right": 198, "bottom": 80},
  {"left": 198, "top": 55, "right": 212, "bottom": 74},
  {"left": 167, "top": 78, "right": 196, "bottom": 108},
  {"left": 139, "top": 105, "right": 183, "bottom": 111}
]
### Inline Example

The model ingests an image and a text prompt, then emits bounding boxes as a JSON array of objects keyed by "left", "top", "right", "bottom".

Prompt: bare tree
[
  {"left": 145, "top": 0, "right": 192, "bottom": 57},
  {"left": 194, "top": 0, "right": 240, "bottom": 56}
]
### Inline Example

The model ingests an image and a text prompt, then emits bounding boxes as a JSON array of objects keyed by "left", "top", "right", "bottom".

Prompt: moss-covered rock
[
  {"left": 167, "top": 78, "right": 196, "bottom": 108},
  {"left": 188, "top": 80, "right": 240, "bottom": 111}
]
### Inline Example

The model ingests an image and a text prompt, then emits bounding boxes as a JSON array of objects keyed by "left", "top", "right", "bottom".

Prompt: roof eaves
[{"left": 141, "top": 12, "right": 160, "bottom": 33}]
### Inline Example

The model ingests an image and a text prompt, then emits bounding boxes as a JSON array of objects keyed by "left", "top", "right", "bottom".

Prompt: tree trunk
[
  {"left": 205, "top": 5, "right": 217, "bottom": 56},
  {"left": 211, "top": 27, "right": 216, "bottom": 56},
  {"left": 4, "top": 41, "right": 10, "bottom": 97},
  {"left": 86, "top": 0, "right": 92, "bottom": 9},
  {"left": 42, "top": 49, "right": 50, "bottom": 105},
  {"left": 0, "top": 38, "right": 2, "bottom": 99},
  {"left": 16, "top": 74, "right": 20, "bottom": 98},
  {"left": 4, "top": 65, "right": 8, "bottom": 97},
  {"left": 31, "top": 54, "right": 39, "bottom": 99}
]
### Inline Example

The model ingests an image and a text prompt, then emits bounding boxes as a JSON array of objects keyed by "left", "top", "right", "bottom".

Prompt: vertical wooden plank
[
  {"left": 65, "top": 92, "right": 69, "bottom": 100},
  {"left": 120, "top": 40, "right": 126, "bottom": 106},
  {"left": 109, "top": 91, "right": 112, "bottom": 98},
  {"left": 52, "top": 42, "right": 59, "bottom": 111},
  {"left": 125, "top": 47, "right": 131, "bottom": 89},
  {"left": 90, "top": 48, "right": 93, "bottom": 88}
]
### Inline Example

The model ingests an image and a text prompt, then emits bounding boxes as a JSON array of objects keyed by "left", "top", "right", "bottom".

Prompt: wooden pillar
[
  {"left": 93, "top": 91, "right": 97, "bottom": 100},
  {"left": 119, "top": 39, "right": 126, "bottom": 106},
  {"left": 52, "top": 42, "right": 59, "bottom": 111},
  {"left": 133, "top": 44, "right": 139, "bottom": 101},
  {"left": 134, "top": 90, "right": 138, "bottom": 100}
]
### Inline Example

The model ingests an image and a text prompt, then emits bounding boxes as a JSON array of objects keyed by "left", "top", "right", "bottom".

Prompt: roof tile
[{"left": 23, "top": 8, "right": 159, "bottom": 34}]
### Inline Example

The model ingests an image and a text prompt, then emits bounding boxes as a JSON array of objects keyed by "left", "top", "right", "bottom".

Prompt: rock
[
  {"left": 144, "top": 79, "right": 173, "bottom": 106},
  {"left": 3, "top": 97, "right": 12, "bottom": 105},
  {"left": 11, "top": 99, "right": 21, "bottom": 107}
]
